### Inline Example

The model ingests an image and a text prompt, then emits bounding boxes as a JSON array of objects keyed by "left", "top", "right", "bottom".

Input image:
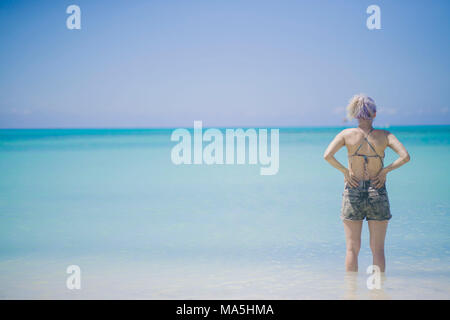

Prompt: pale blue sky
[{"left": 0, "top": 0, "right": 449, "bottom": 128}]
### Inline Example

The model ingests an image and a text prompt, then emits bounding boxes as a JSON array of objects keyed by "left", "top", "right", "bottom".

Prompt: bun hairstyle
[{"left": 346, "top": 94, "right": 377, "bottom": 120}]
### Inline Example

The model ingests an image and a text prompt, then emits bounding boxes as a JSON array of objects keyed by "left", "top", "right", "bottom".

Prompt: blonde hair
[{"left": 346, "top": 94, "right": 377, "bottom": 120}]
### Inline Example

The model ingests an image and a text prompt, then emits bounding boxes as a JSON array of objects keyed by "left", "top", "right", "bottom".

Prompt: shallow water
[{"left": 0, "top": 126, "right": 449, "bottom": 299}]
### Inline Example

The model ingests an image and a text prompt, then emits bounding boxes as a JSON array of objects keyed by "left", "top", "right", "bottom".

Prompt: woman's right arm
[{"left": 323, "top": 130, "right": 359, "bottom": 187}]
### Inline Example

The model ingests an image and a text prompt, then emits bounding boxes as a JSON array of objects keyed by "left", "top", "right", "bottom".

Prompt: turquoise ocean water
[{"left": 0, "top": 126, "right": 449, "bottom": 299}]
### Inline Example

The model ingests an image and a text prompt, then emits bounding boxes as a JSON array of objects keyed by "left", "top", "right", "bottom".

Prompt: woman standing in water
[{"left": 324, "top": 94, "right": 410, "bottom": 272}]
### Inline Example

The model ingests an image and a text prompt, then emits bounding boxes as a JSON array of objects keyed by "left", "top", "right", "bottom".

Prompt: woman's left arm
[{"left": 324, "top": 130, "right": 359, "bottom": 188}]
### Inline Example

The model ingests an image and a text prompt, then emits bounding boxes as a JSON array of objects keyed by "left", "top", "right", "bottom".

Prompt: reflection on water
[
  {"left": 343, "top": 272, "right": 392, "bottom": 300},
  {"left": 367, "top": 273, "right": 391, "bottom": 300},
  {"left": 343, "top": 272, "right": 358, "bottom": 300},
  {"left": 0, "top": 254, "right": 448, "bottom": 299}
]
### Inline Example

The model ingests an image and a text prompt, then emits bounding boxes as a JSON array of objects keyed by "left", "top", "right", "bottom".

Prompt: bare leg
[
  {"left": 343, "top": 220, "right": 363, "bottom": 272},
  {"left": 368, "top": 220, "right": 389, "bottom": 272}
]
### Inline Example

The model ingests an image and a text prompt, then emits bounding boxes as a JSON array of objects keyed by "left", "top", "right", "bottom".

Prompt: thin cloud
[{"left": 378, "top": 107, "right": 398, "bottom": 115}]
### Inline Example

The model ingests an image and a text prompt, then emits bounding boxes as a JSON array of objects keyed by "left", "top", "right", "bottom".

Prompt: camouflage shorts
[{"left": 341, "top": 180, "right": 392, "bottom": 221}]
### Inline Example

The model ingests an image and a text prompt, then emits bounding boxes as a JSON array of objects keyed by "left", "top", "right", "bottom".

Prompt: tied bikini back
[{"left": 346, "top": 128, "right": 387, "bottom": 181}]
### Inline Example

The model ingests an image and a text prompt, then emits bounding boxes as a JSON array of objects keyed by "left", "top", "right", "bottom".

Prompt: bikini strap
[
  {"left": 351, "top": 128, "right": 380, "bottom": 158},
  {"left": 364, "top": 132, "right": 380, "bottom": 156},
  {"left": 350, "top": 128, "right": 384, "bottom": 179}
]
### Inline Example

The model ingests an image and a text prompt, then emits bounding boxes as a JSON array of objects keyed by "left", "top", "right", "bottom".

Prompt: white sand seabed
[{"left": 0, "top": 255, "right": 449, "bottom": 299}]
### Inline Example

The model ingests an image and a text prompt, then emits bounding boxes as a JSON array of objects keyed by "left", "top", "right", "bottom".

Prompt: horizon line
[{"left": 1, "top": 124, "right": 450, "bottom": 130}]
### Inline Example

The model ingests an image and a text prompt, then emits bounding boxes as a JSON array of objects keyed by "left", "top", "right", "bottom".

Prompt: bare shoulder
[
  {"left": 370, "top": 129, "right": 391, "bottom": 148},
  {"left": 339, "top": 128, "right": 358, "bottom": 137},
  {"left": 373, "top": 129, "right": 391, "bottom": 137},
  {"left": 373, "top": 129, "right": 392, "bottom": 141},
  {"left": 380, "top": 129, "right": 402, "bottom": 146},
  {"left": 339, "top": 128, "right": 361, "bottom": 140},
  {"left": 375, "top": 128, "right": 390, "bottom": 134},
  {"left": 337, "top": 128, "right": 359, "bottom": 146}
]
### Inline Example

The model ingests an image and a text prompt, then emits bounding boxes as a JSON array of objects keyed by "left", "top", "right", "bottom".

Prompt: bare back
[{"left": 343, "top": 128, "right": 388, "bottom": 180}]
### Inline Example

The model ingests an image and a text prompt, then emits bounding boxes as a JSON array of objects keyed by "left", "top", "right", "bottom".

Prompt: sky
[{"left": 0, "top": 0, "right": 449, "bottom": 128}]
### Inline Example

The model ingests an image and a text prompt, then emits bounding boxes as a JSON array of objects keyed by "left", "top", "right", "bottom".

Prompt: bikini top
[{"left": 349, "top": 128, "right": 384, "bottom": 176}]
